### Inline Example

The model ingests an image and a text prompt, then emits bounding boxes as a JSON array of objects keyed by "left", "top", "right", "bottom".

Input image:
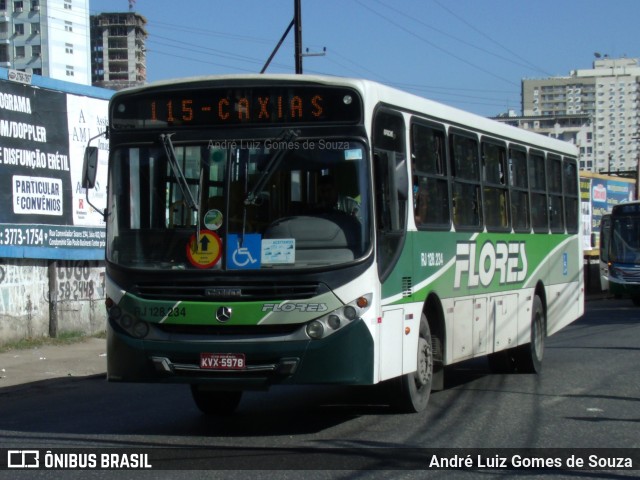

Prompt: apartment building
[
  {"left": 521, "top": 57, "right": 640, "bottom": 173},
  {"left": 0, "top": 0, "right": 91, "bottom": 85},
  {"left": 494, "top": 111, "right": 595, "bottom": 170},
  {"left": 90, "top": 10, "right": 147, "bottom": 90}
]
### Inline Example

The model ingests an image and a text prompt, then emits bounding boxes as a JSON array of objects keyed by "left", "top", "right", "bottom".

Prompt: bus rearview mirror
[{"left": 82, "top": 146, "right": 99, "bottom": 189}]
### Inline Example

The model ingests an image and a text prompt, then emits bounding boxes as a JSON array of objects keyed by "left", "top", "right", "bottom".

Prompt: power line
[
  {"left": 372, "top": 0, "right": 552, "bottom": 76},
  {"left": 148, "top": 34, "right": 290, "bottom": 71},
  {"left": 88, "top": 4, "right": 297, "bottom": 74},
  {"left": 431, "top": 0, "right": 553, "bottom": 77},
  {"left": 354, "top": 0, "right": 519, "bottom": 87},
  {"left": 84, "top": 1, "right": 519, "bottom": 111}
]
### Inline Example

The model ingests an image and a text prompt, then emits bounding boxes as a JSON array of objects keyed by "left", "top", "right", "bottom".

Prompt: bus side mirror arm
[{"left": 82, "top": 131, "right": 107, "bottom": 219}]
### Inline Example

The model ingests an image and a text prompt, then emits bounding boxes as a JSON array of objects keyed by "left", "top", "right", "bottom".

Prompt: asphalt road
[{"left": 0, "top": 298, "right": 638, "bottom": 479}]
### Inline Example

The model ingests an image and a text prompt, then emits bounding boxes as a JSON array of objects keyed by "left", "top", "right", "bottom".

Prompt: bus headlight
[
  {"left": 120, "top": 314, "right": 134, "bottom": 329},
  {"left": 609, "top": 266, "right": 621, "bottom": 279},
  {"left": 131, "top": 321, "right": 150, "bottom": 339},
  {"left": 306, "top": 321, "right": 325, "bottom": 339},
  {"left": 343, "top": 306, "right": 357, "bottom": 320},
  {"left": 327, "top": 314, "right": 341, "bottom": 330},
  {"left": 305, "top": 293, "right": 372, "bottom": 340},
  {"left": 107, "top": 301, "right": 150, "bottom": 339}
]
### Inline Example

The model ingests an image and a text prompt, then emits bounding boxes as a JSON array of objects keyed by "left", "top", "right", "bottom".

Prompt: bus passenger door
[
  {"left": 372, "top": 109, "right": 410, "bottom": 381},
  {"left": 374, "top": 147, "right": 409, "bottom": 379},
  {"left": 374, "top": 149, "right": 408, "bottom": 278}
]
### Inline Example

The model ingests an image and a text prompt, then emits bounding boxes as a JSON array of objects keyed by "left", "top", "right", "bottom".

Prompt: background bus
[
  {"left": 600, "top": 201, "right": 640, "bottom": 305},
  {"left": 83, "top": 74, "right": 584, "bottom": 414}
]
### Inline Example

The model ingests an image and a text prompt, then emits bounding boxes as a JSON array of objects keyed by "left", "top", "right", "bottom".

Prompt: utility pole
[
  {"left": 294, "top": 0, "right": 302, "bottom": 74},
  {"left": 261, "top": 0, "right": 324, "bottom": 74}
]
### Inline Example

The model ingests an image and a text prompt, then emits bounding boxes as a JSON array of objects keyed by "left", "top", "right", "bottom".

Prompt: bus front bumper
[{"left": 106, "top": 318, "right": 374, "bottom": 389}]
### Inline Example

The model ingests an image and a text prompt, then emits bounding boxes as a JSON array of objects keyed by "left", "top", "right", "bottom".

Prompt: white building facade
[
  {"left": 522, "top": 57, "right": 640, "bottom": 173},
  {"left": 0, "top": 0, "right": 91, "bottom": 85}
]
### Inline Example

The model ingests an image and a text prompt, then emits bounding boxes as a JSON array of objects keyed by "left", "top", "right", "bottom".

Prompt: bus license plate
[{"left": 200, "top": 353, "right": 246, "bottom": 370}]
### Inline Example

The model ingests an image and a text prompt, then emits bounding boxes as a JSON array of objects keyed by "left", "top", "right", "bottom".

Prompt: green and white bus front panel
[{"left": 104, "top": 265, "right": 382, "bottom": 387}]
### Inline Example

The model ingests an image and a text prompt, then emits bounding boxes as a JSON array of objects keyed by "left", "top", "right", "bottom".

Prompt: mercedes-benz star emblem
[{"left": 216, "top": 306, "right": 232, "bottom": 323}]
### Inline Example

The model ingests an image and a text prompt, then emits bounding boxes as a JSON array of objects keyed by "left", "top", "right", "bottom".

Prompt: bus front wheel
[
  {"left": 190, "top": 385, "right": 242, "bottom": 415},
  {"left": 393, "top": 314, "right": 433, "bottom": 413}
]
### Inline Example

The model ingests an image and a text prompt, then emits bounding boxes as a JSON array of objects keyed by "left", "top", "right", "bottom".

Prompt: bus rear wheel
[
  {"left": 190, "top": 385, "right": 242, "bottom": 415},
  {"left": 513, "top": 295, "right": 545, "bottom": 373},
  {"left": 393, "top": 314, "right": 433, "bottom": 413}
]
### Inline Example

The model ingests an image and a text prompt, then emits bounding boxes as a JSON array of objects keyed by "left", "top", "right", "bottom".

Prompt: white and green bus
[{"left": 83, "top": 74, "right": 584, "bottom": 414}]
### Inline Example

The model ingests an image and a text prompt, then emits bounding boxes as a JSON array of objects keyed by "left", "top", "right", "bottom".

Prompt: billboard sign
[{"left": 0, "top": 76, "right": 111, "bottom": 259}]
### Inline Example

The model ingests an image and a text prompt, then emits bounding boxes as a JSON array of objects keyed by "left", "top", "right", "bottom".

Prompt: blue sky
[{"left": 89, "top": 0, "right": 640, "bottom": 117}]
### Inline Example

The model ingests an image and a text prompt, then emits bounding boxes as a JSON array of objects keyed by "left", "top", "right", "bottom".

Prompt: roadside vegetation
[{"left": 0, "top": 330, "right": 106, "bottom": 353}]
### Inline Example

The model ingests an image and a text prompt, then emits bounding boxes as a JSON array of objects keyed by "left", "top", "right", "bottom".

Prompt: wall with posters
[
  {"left": 580, "top": 172, "right": 636, "bottom": 253},
  {"left": 0, "top": 68, "right": 113, "bottom": 344},
  {"left": 580, "top": 171, "right": 636, "bottom": 294}
]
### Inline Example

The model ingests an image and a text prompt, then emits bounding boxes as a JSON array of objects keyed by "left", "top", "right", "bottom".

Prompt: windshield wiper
[
  {"left": 244, "top": 129, "right": 299, "bottom": 206},
  {"left": 161, "top": 133, "right": 200, "bottom": 239}
]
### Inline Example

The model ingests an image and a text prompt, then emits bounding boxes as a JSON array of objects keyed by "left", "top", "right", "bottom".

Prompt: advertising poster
[
  {"left": 0, "top": 78, "right": 111, "bottom": 260},
  {"left": 590, "top": 177, "right": 634, "bottom": 235},
  {"left": 580, "top": 176, "right": 592, "bottom": 250}
]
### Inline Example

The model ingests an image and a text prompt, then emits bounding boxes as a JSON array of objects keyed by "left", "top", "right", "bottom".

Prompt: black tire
[
  {"left": 631, "top": 295, "right": 640, "bottom": 307},
  {"left": 513, "top": 295, "right": 545, "bottom": 373},
  {"left": 190, "top": 385, "right": 242, "bottom": 415},
  {"left": 393, "top": 314, "right": 433, "bottom": 413},
  {"left": 488, "top": 295, "right": 545, "bottom": 374}
]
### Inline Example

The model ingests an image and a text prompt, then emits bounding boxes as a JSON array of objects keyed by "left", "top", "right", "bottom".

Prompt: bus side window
[
  {"left": 529, "top": 150, "right": 548, "bottom": 233},
  {"left": 547, "top": 154, "right": 564, "bottom": 232},
  {"left": 450, "top": 131, "right": 481, "bottom": 230},
  {"left": 410, "top": 121, "right": 450, "bottom": 228},
  {"left": 482, "top": 139, "right": 509, "bottom": 231},
  {"left": 508, "top": 146, "right": 530, "bottom": 232},
  {"left": 562, "top": 158, "right": 579, "bottom": 234}
]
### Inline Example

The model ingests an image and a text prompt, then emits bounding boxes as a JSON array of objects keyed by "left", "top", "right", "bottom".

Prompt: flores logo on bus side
[{"left": 454, "top": 241, "right": 528, "bottom": 289}]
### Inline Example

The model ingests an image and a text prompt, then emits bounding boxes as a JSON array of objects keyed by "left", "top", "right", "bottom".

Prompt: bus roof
[{"left": 114, "top": 73, "right": 579, "bottom": 157}]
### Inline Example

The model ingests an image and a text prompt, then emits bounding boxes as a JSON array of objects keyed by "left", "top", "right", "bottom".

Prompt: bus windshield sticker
[
  {"left": 203, "top": 209, "right": 223, "bottom": 231},
  {"left": 345, "top": 148, "right": 363, "bottom": 160},
  {"left": 226, "top": 233, "right": 262, "bottom": 270},
  {"left": 261, "top": 238, "right": 295, "bottom": 264},
  {"left": 186, "top": 230, "right": 222, "bottom": 269}
]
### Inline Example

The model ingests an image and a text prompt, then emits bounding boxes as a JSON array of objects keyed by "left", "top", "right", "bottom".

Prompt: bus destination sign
[
  {"left": 111, "top": 86, "right": 363, "bottom": 129},
  {"left": 615, "top": 203, "right": 640, "bottom": 215}
]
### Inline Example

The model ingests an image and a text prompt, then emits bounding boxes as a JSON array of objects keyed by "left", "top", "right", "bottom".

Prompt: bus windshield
[
  {"left": 611, "top": 215, "right": 640, "bottom": 264},
  {"left": 106, "top": 136, "right": 371, "bottom": 270}
]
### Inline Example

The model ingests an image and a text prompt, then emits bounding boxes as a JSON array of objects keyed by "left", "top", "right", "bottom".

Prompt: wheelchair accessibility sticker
[
  {"left": 227, "top": 233, "right": 261, "bottom": 270},
  {"left": 186, "top": 229, "right": 222, "bottom": 269}
]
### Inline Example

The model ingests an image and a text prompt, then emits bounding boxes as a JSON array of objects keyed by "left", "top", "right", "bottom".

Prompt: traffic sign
[{"left": 186, "top": 229, "right": 222, "bottom": 269}]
